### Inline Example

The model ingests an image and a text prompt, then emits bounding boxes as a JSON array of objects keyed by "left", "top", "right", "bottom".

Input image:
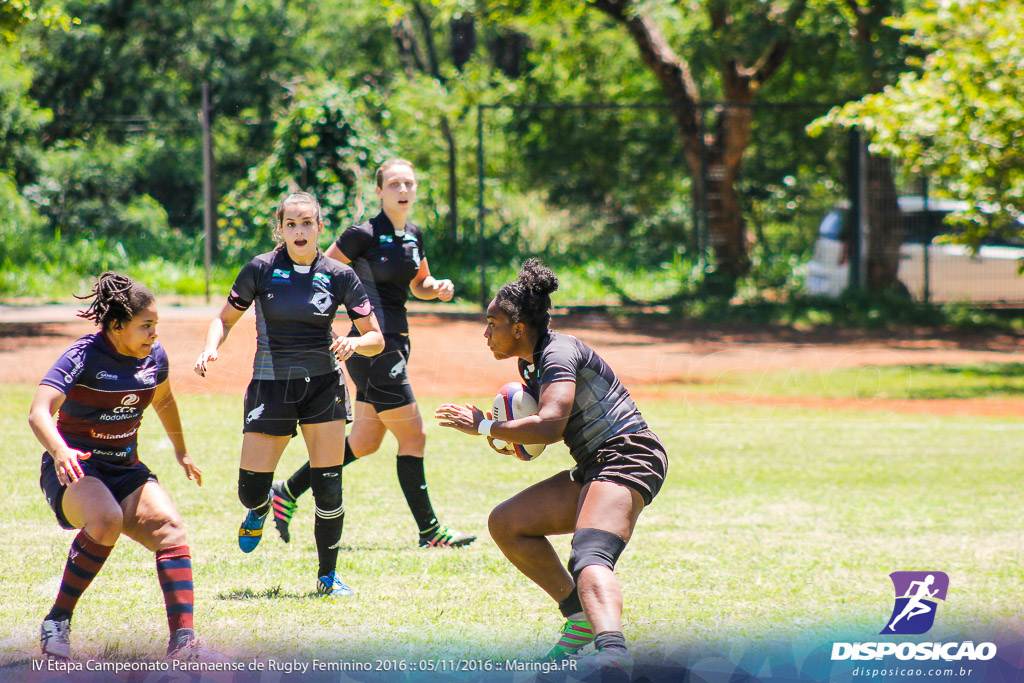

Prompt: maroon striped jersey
[{"left": 40, "top": 333, "right": 169, "bottom": 465}]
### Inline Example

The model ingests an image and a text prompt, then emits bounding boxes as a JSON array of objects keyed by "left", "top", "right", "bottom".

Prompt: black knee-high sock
[
  {"left": 309, "top": 464, "right": 345, "bottom": 577},
  {"left": 396, "top": 455, "right": 438, "bottom": 535},
  {"left": 285, "top": 443, "right": 357, "bottom": 500},
  {"left": 238, "top": 469, "right": 273, "bottom": 517}
]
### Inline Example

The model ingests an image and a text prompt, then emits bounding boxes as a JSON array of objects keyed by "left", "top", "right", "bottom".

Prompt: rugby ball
[{"left": 491, "top": 382, "right": 546, "bottom": 461}]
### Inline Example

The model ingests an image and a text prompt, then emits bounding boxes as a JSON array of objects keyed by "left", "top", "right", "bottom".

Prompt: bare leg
[
  {"left": 573, "top": 481, "right": 645, "bottom": 635},
  {"left": 346, "top": 400, "right": 389, "bottom": 458},
  {"left": 488, "top": 470, "right": 581, "bottom": 601}
]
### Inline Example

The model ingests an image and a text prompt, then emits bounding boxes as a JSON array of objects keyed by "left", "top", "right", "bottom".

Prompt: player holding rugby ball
[{"left": 435, "top": 259, "right": 668, "bottom": 673}]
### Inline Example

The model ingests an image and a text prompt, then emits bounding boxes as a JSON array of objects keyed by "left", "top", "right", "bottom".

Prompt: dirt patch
[{"left": 2, "top": 309, "right": 1023, "bottom": 417}]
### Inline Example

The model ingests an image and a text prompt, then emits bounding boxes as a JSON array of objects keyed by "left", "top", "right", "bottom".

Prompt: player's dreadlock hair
[
  {"left": 494, "top": 258, "right": 559, "bottom": 331},
  {"left": 75, "top": 272, "right": 155, "bottom": 330}
]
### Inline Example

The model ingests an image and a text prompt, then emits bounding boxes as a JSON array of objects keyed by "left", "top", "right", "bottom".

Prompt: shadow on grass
[{"left": 217, "top": 585, "right": 302, "bottom": 601}]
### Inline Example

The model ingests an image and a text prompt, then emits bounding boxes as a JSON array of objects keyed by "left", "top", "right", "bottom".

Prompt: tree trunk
[
  {"left": 589, "top": 0, "right": 806, "bottom": 286},
  {"left": 864, "top": 152, "right": 902, "bottom": 290},
  {"left": 440, "top": 117, "right": 458, "bottom": 245}
]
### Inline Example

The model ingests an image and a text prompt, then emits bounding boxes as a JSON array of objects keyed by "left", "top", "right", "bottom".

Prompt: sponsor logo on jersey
[
  {"left": 272, "top": 268, "right": 291, "bottom": 281},
  {"left": 96, "top": 371, "right": 119, "bottom": 380},
  {"left": 379, "top": 235, "right": 393, "bottom": 244},
  {"left": 352, "top": 300, "right": 372, "bottom": 317},
  {"left": 91, "top": 446, "right": 131, "bottom": 458},
  {"left": 90, "top": 425, "right": 140, "bottom": 440},
  {"left": 246, "top": 404, "right": 265, "bottom": 424},
  {"left": 100, "top": 412, "right": 136, "bottom": 421},
  {"left": 61, "top": 348, "right": 86, "bottom": 384},
  {"left": 313, "top": 273, "right": 332, "bottom": 291},
  {"left": 121, "top": 394, "right": 139, "bottom": 406},
  {"left": 135, "top": 367, "right": 157, "bottom": 385},
  {"left": 310, "top": 291, "right": 333, "bottom": 315}
]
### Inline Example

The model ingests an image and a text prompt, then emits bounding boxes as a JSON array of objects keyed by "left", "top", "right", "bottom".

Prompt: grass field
[{"left": 1, "top": 380, "right": 1023, "bottom": 670}]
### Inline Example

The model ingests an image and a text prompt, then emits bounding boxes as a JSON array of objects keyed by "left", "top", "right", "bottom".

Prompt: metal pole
[
  {"left": 476, "top": 105, "right": 487, "bottom": 310},
  {"left": 697, "top": 110, "right": 709, "bottom": 274},
  {"left": 847, "top": 128, "right": 864, "bottom": 291},
  {"left": 202, "top": 82, "right": 215, "bottom": 303},
  {"left": 922, "top": 176, "right": 930, "bottom": 304}
]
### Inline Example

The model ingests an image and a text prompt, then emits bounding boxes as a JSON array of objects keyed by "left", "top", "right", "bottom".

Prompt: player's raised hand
[{"left": 435, "top": 403, "right": 484, "bottom": 435}]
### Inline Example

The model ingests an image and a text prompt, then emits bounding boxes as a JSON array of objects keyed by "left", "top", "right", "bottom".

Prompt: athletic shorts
[
  {"left": 569, "top": 429, "right": 668, "bottom": 506},
  {"left": 40, "top": 452, "right": 157, "bottom": 530},
  {"left": 243, "top": 370, "right": 352, "bottom": 437},
  {"left": 345, "top": 332, "right": 416, "bottom": 411}
]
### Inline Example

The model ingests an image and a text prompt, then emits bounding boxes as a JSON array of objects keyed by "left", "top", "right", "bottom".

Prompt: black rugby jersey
[
  {"left": 519, "top": 330, "right": 648, "bottom": 465},
  {"left": 41, "top": 333, "right": 169, "bottom": 465},
  {"left": 228, "top": 248, "right": 372, "bottom": 380},
  {"left": 335, "top": 211, "right": 425, "bottom": 334}
]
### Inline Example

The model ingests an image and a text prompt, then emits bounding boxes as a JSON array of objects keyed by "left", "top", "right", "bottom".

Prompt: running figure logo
[{"left": 882, "top": 571, "right": 949, "bottom": 635}]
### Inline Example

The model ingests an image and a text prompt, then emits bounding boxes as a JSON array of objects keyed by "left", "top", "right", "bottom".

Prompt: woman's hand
[
  {"left": 434, "top": 403, "right": 485, "bottom": 436},
  {"left": 52, "top": 445, "right": 92, "bottom": 486},
  {"left": 433, "top": 279, "right": 455, "bottom": 302},
  {"left": 176, "top": 452, "right": 203, "bottom": 486},
  {"left": 330, "top": 336, "right": 360, "bottom": 362},
  {"left": 194, "top": 348, "right": 218, "bottom": 377}
]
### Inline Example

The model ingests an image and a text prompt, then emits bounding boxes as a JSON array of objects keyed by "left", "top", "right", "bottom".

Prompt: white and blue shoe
[{"left": 316, "top": 571, "right": 354, "bottom": 597}]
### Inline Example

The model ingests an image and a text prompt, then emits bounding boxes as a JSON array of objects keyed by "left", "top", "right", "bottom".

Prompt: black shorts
[
  {"left": 40, "top": 452, "right": 157, "bottom": 530},
  {"left": 569, "top": 429, "right": 668, "bottom": 506},
  {"left": 345, "top": 333, "right": 416, "bottom": 411},
  {"left": 243, "top": 370, "right": 352, "bottom": 437}
]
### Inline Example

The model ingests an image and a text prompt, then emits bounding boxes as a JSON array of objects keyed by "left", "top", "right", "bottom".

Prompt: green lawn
[
  {"left": 1, "top": 382, "right": 1022, "bottom": 667},
  {"left": 675, "top": 362, "right": 1024, "bottom": 401}
]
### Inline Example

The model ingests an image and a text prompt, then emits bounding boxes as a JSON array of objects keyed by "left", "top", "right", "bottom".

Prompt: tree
[{"left": 816, "top": 0, "right": 1024, "bottom": 246}]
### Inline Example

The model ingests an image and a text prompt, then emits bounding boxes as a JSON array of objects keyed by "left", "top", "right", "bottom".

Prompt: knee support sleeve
[
  {"left": 237, "top": 469, "right": 273, "bottom": 509},
  {"left": 309, "top": 465, "right": 344, "bottom": 519},
  {"left": 567, "top": 528, "right": 627, "bottom": 583}
]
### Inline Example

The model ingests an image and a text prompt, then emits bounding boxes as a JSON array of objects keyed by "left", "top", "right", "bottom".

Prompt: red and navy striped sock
[
  {"left": 46, "top": 530, "right": 114, "bottom": 622},
  {"left": 155, "top": 545, "right": 194, "bottom": 634}
]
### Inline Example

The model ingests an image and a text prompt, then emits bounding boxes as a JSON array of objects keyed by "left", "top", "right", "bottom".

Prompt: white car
[{"left": 805, "top": 197, "right": 1024, "bottom": 303}]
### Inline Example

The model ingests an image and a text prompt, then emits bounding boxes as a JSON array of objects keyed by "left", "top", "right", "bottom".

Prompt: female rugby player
[
  {"left": 194, "top": 192, "right": 384, "bottom": 597},
  {"left": 434, "top": 259, "right": 668, "bottom": 672},
  {"left": 271, "top": 159, "right": 475, "bottom": 549},
  {"left": 30, "top": 272, "right": 204, "bottom": 659}
]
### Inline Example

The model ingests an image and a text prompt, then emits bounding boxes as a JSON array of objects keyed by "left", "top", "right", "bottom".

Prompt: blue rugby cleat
[{"left": 238, "top": 508, "right": 269, "bottom": 553}]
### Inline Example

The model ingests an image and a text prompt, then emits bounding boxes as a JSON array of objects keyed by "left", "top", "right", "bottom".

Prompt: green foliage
[
  {"left": 0, "top": 170, "right": 46, "bottom": 266},
  {"left": 22, "top": 135, "right": 197, "bottom": 260},
  {"left": 0, "top": 42, "right": 50, "bottom": 180},
  {"left": 218, "top": 82, "right": 395, "bottom": 263},
  {"left": 0, "top": 0, "right": 75, "bottom": 44},
  {"left": 813, "top": 0, "right": 1024, "bottom": 241}
]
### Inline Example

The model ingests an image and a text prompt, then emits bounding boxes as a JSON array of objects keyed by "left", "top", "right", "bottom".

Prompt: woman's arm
[
  {"left": 151, "top": 380, "right": 202, "bottom": 485},
  {"left": 435, "top": 380, "right": 574, "bottom": 445},
  {"left": 194, "top": 301, "right": 246, "bottom": 376},
  {"left": 331, "top": 312, "right": 385, "bottom": 361},
  {"left": 28, "top": 384, "right": 91, "bottom": 485},
  {"left": 324, "top": 242, "right": 352, "bottom": 264},
  {"left": 410, "top": 258, "right": 454, "bottom": 302}
]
